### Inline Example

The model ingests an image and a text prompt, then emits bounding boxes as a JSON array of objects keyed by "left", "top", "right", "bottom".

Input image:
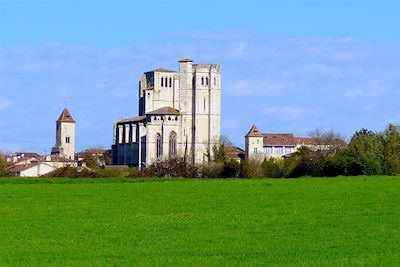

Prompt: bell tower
[{"left": 51, "top": 108, "right": 76, "bottom": 159}]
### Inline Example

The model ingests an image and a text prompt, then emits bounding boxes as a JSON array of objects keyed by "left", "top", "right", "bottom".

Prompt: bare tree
[{"left": 309, "top": 129, "right": 346, "bottom": 156}]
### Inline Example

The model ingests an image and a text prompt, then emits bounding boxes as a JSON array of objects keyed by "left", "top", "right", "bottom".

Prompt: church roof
[
  {"left": 146, "top": 107, "right": 180, "bottom": 115},
  {"left": 57, "top": 108, "right": 75, "bottom": 123},
  {"left": 145, "top": 68, "right": 176, "bottom": 73},
  {"left": 245, "top": 124, "right": 263, "bottom": 137},
  {"left": 116, "top": 115, "right": 146, "bottom": 124},
  {"left": 178, "top": 58, "right": 193, "bottom": 63}
]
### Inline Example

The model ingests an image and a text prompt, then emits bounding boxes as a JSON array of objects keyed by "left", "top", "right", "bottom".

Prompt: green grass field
[{"left": 0, "top": 176, "right": 399, "bottom": 266}]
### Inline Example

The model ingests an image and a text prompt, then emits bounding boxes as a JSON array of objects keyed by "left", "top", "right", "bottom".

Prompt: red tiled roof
[
  {"left": 296, "top": 137, "right": 319, "bottom": 145},
  {"left": 41, "top": 155, "right": 75, "bottom": 162},
  {"left": 117, "top": 115, "right": 146, "bottom": 124},
  {"left": 224, "top": 146, "right": 245, "bottom": 155},
  {"left": 146, "top": 107, "right": 180, "bottom": 115},
  {"left": 57, "top": 108, "right": 75, "bottom": 123},
  {"left": 145, "top": 68, "right": 176, "bottom": 73},
  {"left": 263, "top": 134, "right": 297, "bottom": 146},
  {"left": 7, "top": 163, "right": 38, "bottom": 173},
  {"left": 224, "top": 146, "right": 245, "bottom": 159}
]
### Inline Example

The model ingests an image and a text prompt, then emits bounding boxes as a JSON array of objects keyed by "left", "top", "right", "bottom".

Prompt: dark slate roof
[
  {"left": 57, "top": 108, "right": 75, "bottom": 123},
  {"left": 245, "top": 124, "right": 263, "bottom": 137},
  {"left": 146, "top": 107, "right": 180, "bottom": 115}
]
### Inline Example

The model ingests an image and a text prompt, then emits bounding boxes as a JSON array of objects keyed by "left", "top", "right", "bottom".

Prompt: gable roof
[
  {"left": 146, "top": 107, "right": 180, "bottom": 115},
  {"left": 263, "top": 134, "right": 297, "bottom": 146},
  {"left": 245, "top": 124, "right": 263, "bottom": 137},
  {"left": 57, "top": 108, "right": 75, "bottom": 123}
]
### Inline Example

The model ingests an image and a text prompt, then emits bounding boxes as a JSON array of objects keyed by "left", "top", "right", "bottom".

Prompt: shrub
[
  {"left": 202, "top": 162, "right": 224, "bottom": 178},
  {"left": 239, "top": 160, "right": 263, "bottom": 178},
  {"left": 262, "top": 158, "right": 282, "bottom": 178},
  {"left": 143, "top": 157, "right": 199, "bottom": 178},
  {"left": 43, "top": 166, "right": 104, "bottom": 178}
]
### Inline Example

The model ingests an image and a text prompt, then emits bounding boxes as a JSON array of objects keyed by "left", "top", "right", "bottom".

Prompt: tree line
[{"left": 203, "top": 124, "right": 400, "bottom": 178}]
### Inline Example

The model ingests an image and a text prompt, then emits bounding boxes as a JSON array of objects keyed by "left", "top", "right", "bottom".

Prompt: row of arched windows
[
  {"left": 156, "top": 131, "right": 177, "bottom": 159},
  {"left": 161, "top": 77, "right": 173, "bottom": 87}
]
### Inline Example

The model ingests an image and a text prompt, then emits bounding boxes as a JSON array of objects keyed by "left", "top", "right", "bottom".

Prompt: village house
[{"left": 245, "top": 124, "right": 323, "bottom": 161}]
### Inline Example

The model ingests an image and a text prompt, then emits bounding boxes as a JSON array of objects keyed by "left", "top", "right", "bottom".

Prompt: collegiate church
[{"left": 111, "top": 58, "right": 221, "bottom": 167}]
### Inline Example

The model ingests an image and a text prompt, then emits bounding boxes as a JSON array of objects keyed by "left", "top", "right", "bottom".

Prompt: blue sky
[{"left": 0, "top": 0, "right": 399, "bottom": 153}]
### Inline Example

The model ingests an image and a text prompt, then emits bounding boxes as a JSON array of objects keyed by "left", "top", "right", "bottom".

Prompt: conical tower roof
[
  {"left": 57, "top": 108, "right": 75, "bottom": 123},
  {"left": 245, "top": 124, "right": 263, "bottom": 137}
]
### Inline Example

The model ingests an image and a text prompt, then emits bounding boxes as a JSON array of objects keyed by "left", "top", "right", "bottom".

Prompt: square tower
[{"left": 51, "top": 108, "right": 76, "bottom": 159}]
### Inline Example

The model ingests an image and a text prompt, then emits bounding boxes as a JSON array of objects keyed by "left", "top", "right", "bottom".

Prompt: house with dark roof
[{"left": 112, "top": 58, "right": 221, "bottom": 168}]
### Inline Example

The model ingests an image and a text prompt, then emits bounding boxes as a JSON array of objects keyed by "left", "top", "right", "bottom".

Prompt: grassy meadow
[{"left": 0, "top": 176, "right": 399, "bottom": 266}]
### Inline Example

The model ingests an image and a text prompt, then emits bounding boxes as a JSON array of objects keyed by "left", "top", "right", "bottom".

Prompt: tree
[
  {"left": 344, "top": 129, "right": 385, "bottom": 175},
  {"left": 382, "top": 124, "right": 400, "bottom": 174},
  {"left": 0, "top": 153, "right": 8, "bottom": 177}
]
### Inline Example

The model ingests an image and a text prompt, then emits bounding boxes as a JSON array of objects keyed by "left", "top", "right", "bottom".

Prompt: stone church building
[{"left": 112, "top": 58, "right": 221, "bottom": 167}]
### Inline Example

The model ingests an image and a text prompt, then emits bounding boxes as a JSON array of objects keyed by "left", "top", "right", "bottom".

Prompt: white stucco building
[{"left": 112, "top": 58, "right": 221, "bottom": 167}]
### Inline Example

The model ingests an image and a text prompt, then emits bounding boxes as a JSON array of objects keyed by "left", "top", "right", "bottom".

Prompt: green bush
[
  {"left": 43, "top": 166, "right": 104, "bottom": 178},
  {"left": 0, "top": 153, "right": 8, "bottom": 177},
  {"left": 261, "top": 158, "right": 282, "bottom": 178}
]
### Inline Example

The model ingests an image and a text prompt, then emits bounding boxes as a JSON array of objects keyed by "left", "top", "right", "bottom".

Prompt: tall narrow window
[
  {"left": 203, "top": 97, "right": 206, "bottom": 111},
  {"left": 201, "top": 77, "right": 204, "bottom": 85},
  {"left": 169, "top": 131, "right": 177, "bottom": 159},
  {"left": 66, "top": 136, "right": 70, "bottom": 143},
  {"left": 169, "top": 77, "right": 172, "bottom": 87},
  {"left": 161, "top": 77, "right": 164, "bottom": 87},
  {"left": 214, "top": 77, "right": 216, "bottom": 85},
  {"left": 206, "top": 77, "right": 209, "bottom": 85},
  {"left": 156, "top": 133, "right": 162, "bottom": 159}
]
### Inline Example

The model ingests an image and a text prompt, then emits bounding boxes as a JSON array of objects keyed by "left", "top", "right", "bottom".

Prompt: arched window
[
  {"left": 169, "top": 131, "right": 177, "bottom": 159},
  {"left": 201, "top": 77, "right": 204, "bottom": 85},
  {"left": 156, "top": 133, "right": 162, "bottom": 159},
  {"left": 66, "top": 136, "right": 70, "bottom": 143},
  {"left": 161, "top": 77, "right": 164, "bottom": 87},
  {"left": 169, "top": 77, "right": 172, "bottom": 87},
  {"left": 206, "top": 77, "right": 209, "bottom": 85}
]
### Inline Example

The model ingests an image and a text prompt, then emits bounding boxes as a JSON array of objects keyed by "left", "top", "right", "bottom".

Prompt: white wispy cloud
[{"left": 0, "top": 32, "right": 399, "bottom": 151}]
